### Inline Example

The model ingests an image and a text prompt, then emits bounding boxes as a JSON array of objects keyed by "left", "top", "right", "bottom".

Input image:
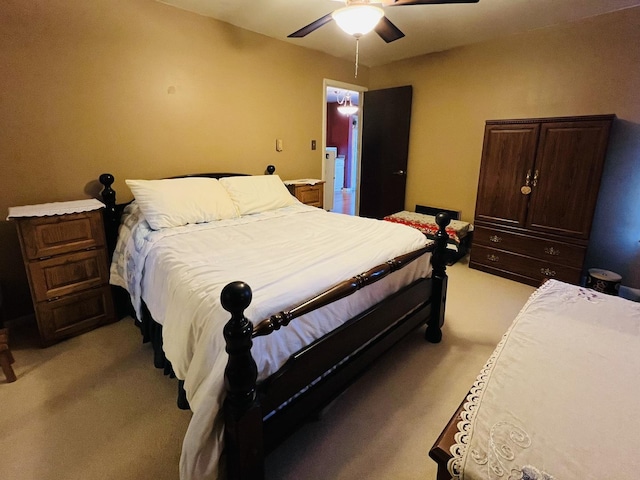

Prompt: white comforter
[
  {"left": 110, "top": 203, "right": 432, "bottom": 480},
  {"left": 449, "top": 279, "right": 640, "bottom": 480}
]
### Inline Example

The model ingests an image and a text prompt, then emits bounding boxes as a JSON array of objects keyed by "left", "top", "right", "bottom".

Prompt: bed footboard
[{"left": 222, "top": 213, "right": 451, "bottom": 480}]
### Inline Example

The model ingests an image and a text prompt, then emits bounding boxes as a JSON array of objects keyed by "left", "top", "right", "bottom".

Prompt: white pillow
[
  {"left": 219, "top": 175, "right": 299, "bottom": 215},
  {"left": 125, "top": 177, "right": 238, "bottom": 230}
]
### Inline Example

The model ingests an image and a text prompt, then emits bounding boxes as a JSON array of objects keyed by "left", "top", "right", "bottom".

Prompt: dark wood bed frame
[
  {"left": 98, "top": 172, "right": 451, "bottom": 480},
  {"left": 415, "top": 204, "right": 473, "bottom": 265}
]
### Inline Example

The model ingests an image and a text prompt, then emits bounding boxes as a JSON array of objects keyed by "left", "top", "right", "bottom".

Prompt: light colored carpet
[{"left": 0, "top": 258, "right": 535, "bottom": 480}]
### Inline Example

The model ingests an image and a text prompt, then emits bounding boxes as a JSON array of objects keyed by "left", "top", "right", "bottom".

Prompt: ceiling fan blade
[
  {"left": 391, "top": 0, "right": 479, "bottom": 5},
  {"left": 374, "top": 17, "right": 405, "bottom": 43},
  {"left": 288, "top": 13, "right": 334, "bottom": 38}
]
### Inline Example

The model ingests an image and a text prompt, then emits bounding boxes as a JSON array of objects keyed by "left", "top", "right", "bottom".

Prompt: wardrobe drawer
[
  {"left": 28, "top": 249, "right": 110, "bottom": 302},
  {"left": 471, "top": 245, "right": 582, "bottom": 285},
  {"left": 473, "top": 226, "right": 586, "bottom": 268},
  {"left": 35, "top": 286, "right": 115, "bottom": 346}
]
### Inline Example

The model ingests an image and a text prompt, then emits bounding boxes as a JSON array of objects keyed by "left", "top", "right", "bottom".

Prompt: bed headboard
[{"left": 415, "top": 204, "right": 461, "bottom": 221}]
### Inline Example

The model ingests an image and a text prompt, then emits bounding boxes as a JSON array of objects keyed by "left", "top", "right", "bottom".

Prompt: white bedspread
[
  {"left": 449, "top": 279, "right": 640, "bottom": 480},
  {"left": 110, "top": 202, "right": 432, "bottom": 480}
]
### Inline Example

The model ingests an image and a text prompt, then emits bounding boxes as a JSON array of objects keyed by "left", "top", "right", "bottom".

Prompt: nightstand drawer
[
  {"left": 35, "top": 286, "right": 115, "bottom": 346},
  {"left": 286, "top": 182, "right": 325, "bottom": 208},
  {"left": 16, "top": 210, "right": 105, "bottom": 260},
  {"left": 473, "top": 226, "right": 586, "bottom": 268},
  {"left": 28, "top": 249, "right": 110, "bottom": 302},
  {"left": 296, "top": 185, "right": 322, "bottom": 206},
  {"left": 471, "top": 245, "right": 582, "bottom": 285}
]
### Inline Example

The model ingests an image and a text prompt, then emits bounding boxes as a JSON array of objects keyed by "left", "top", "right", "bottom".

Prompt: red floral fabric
[{"left": 383, "top": 216, "right": 460, "bottom": 244}]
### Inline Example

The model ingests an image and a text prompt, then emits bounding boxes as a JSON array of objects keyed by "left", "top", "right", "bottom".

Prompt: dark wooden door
[
  {"left": 526, "top": 120, "right": 612, "bottom": 239},
  {"left": 359, "top": 86, "right": 412, "bottom": 219},
  {"left": 474, "top": 123, "right": 539, "bottom": 228}
]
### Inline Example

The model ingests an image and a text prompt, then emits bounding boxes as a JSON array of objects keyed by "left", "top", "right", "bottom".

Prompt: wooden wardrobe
[{"left": 469, "top": 114, "right": 614, "bottom": 287}]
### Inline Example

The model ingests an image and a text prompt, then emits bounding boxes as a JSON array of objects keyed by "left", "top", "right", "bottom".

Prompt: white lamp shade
[
  {"left": 337, "top": 105, "right": 359, "bottom": 115},
  {"left": 332, "top": 5, "right": 384, "bottom": 37}
]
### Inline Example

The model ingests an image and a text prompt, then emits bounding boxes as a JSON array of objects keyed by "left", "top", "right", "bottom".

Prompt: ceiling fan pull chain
[{"left": 354, "top": 36, "right": 360, "bottom": 78}]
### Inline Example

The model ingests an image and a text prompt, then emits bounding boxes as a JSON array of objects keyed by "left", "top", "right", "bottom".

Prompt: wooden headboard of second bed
[{"left": 416, "top": 204, "right": 461, "bottom": 221}]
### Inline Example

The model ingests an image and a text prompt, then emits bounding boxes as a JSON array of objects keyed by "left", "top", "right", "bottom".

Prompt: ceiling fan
[{"left": 288, "top": 0, "right": 480, "bottom": 43}]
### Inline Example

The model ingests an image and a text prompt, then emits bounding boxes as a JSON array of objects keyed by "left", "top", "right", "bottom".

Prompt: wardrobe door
[
  {"left": 474, "top": 123, "right": 539, "bottom": 228},
  {"left": 526, "top": 120, "right": 612, "bottom": 239}
]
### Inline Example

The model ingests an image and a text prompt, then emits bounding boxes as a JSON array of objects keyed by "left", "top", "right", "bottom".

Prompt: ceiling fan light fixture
[{"left": 332, "top": 5, "right": 384, "bottom": 37}]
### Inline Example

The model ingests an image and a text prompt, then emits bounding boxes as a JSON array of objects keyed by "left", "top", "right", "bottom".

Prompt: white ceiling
[{"left": 158, "top": 0, "right": 640, "bottom": 67}]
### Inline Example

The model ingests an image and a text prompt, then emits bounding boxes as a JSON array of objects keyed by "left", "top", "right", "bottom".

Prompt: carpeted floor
[{"left": 0, "top": 257, "right": 535, "bottom": 480}]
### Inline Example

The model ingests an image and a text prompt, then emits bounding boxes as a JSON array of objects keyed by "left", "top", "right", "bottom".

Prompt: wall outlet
[{"left": 311, "top": 140, "right": 316, "bottom": 150}]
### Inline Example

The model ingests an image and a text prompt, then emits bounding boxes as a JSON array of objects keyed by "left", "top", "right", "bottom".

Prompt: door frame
[{"left": 322, "top": 78, "right": 367, "bottom": 214}]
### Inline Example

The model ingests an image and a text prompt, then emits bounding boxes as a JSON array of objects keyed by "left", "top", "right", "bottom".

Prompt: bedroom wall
[
  {"left": 369, "top": 7, "right": 640, "bottom": 288},
  {"left": 0, "top": 0, "right": 368, "bottom": 319}
]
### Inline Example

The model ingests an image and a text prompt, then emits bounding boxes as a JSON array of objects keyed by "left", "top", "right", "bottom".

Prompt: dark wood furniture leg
[
  {"left": 221, "top": 282, "right": 264, "bottom": 480},
  {"left": 0, "top": 328, "right": 16, "bottom": 383},
  {"left": 427, "top": 212, "right": 450, "bottom": 343}
]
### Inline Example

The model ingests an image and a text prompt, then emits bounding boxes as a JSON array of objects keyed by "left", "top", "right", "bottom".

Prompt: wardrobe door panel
[
  {"left": 527, "top": 121, "right": 612, "bottom": 239},
  {"left": 474, "top": 123, "right": 539, "bottom": 228}
]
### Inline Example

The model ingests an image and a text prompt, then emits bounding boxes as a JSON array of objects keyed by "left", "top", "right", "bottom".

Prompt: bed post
[
  {"left": 425, "top": 212, "right": 451, "bottom": 343},
  {"left": 99, "top": 173, "right": 119, "bottom": 256},
  {"left": 221, "top": 281, "right": 264, "bottom": 480}
]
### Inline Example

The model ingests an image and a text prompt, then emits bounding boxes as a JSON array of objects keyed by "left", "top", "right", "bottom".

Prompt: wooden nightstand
[
  {"left": 9, "top": 200, "right": 116, "bottom": 346},
  {"left": 286, "top": 180, "right": 325, "bottom": 208}
]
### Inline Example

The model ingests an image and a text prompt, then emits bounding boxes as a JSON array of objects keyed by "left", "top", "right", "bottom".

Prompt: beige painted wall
[
  {"left": 0, "top": 0, "right": 368, "bottom": 317},
  {"left": 370, "top": 7, "right": 640, "bottom": 287},
  {"left": 2, "top": 2, "right": 639, "bottom": 318}
]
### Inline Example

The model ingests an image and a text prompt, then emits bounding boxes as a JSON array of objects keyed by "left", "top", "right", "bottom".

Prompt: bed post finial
[
  {"left": 99, "top": 173, "right": 115, "bottom": 203},
  {"left": 221, "top": 281, "right": 264, "bottom": 480},
  {"left": 266, "top": 165, "right": 275, "bottom": 175},
  {"left": 426, "top": 212, "right": 450, "bottom": 344}
]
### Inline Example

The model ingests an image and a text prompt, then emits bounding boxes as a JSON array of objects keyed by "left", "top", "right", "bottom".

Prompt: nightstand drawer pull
[
  {"left": 489, "top": 235, "right": 502, "bottom": 243},
  {"left": 47, "top": 296, "right": 60, "bottom": 302},
  {"left": 544, "top": 246, "right": 560, "bottom": 256},
  {"left": 540, "top": 268, "right": 556, "bottom": 277},
  {"left": 487, "top": 254, "right": 499, "bottom": 262}
]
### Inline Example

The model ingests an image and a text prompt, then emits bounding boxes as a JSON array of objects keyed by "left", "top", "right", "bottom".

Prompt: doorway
[{"left": 323, "top": 79, "right": 366, "bottom": 215}]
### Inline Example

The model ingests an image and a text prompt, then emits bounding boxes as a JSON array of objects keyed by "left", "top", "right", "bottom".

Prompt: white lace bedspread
[
  {"left": 449, "top": 279, "right": 640, "bottom": 480},
  {"left": 110, "top": 202, "right": 432, "bottom": 480}
]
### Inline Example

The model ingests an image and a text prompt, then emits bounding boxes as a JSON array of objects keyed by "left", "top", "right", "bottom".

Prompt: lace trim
[{"left": 447, "top": 280, "right": 556, "bottom": 479}]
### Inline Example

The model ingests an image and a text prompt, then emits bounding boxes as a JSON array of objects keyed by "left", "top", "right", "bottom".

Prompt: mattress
[
  {"left": 449, "top": 279, "right": 640, "bottom": 479},
  {"left": 110, "top": 202, "right": 433, "bottom": 480}
]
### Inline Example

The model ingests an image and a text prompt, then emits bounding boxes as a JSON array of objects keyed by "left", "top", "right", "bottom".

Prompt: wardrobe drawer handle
[
  {"left": 544, "top": 247, "right": 560, "bottom": 256},
  {"left": 487, "top": 254, "right": 499, "bottom": 262},
  {"left": 489, "top": 235, "right": 502, "bottom": 243},
  {"left": 540, "top": 268, "right": 556, "bottom": 277}
]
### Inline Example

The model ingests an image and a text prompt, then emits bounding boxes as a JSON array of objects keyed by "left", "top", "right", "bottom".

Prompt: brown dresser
[
  {"left": 10, "top": 201, "right": 116, "bottom": 346},
  {"left": 286, "top": 181, "right": 325, "bottom": 208},
  {"left": 470, "top": 114, "right": 614, "bottom": 287}
]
